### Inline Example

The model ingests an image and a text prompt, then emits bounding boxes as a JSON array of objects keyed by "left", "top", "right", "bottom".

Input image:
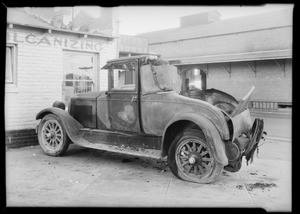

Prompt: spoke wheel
[
  {"left": 42, "top": 120, "right": 64, "bottom": 150},
  {"left": 38, "top": 114, "right": 70, "bottom": 156},
  {"left": 168, "top": 129, "right": 223, "bottom": 184},
  {"left": 175, "top": 139, "right": 214, "bottom": 180}
]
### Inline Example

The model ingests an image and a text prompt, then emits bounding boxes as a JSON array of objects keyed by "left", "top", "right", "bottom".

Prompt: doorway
[{"left": 62, "top": 51, "right": 98, "bottom": 106}]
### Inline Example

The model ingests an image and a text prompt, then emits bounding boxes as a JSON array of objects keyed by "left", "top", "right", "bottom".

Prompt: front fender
[
  {"left": 162, "top": 113, "right": 228, "bottom": 165},
  {"left": 36, "top": 107, "right": 84, "bottom": 143}
]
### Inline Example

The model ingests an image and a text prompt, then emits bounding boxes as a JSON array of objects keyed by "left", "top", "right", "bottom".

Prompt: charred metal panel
[
  {"left": 139, "top": 63, "right": 229, "bottom": 139},
  {"left": 73, "top": 105, "right": 93, "bottom": 127},
  {"left": 96, "top": 92, "right": 111, "bottom": 130},
  {"left": 107, "top": 92, "right": 141, "bottom": 132},
  {"left": 69, "top": 91, "right": 104, "bottom": 129},
  {"left": 70, "top": 99, "right": 96, "bottom": 129},
  {"left": 231, "top": 109, "right": 252, "bottom": 140},
  {"left": 181, "top": 88, "right": 239, "bottom": 114},
  {"left": 80, "top": 129, "right": 161, "bottom": 150},
  {"left": 231, "top": 86, "right": 255, "bottom": 117},
  {"left": 140, "top": 91, "right": 230, "bottom": 140}
]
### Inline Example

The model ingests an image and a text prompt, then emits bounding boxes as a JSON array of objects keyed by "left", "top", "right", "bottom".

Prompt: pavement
[
  {"left": 250, "top": 109, "right": 292, "bottom": 141},
  {"left": 5, "top": 138, "right": 291, "bottom": 211}
]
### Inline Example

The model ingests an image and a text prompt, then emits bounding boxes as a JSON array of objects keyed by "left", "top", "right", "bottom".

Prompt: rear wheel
[
  {"left": 37, "top": 114, "right": 70, "bottom": 156},
  {"left": 167, "top": 129, "right": 223, "bottom": 183}
]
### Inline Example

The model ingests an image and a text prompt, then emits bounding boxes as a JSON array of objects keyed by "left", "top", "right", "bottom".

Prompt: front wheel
[
  {"left": 167, "top": 130, "right": 223, "bottom": 183},
  {"left": 37, "top": 114, "right": 70, "bottom": 156}
]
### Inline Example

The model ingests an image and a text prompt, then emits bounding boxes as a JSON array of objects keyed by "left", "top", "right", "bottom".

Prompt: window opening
[
  {"left": 111, "top": 61, "right": 136, "bottom": 91},
  {"left": 184, "top": 68, "right": 206, "bottom": 90}
]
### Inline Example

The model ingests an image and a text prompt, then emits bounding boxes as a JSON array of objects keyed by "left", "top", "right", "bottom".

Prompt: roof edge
[
  {"left": 167, "top": 49, "right": 292, "bottom": 65},
  {"left": 7, "top": 21, "right": 116, "bottom": 39}
]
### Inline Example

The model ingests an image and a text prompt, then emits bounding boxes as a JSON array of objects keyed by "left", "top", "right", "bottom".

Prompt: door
[
  {"left": 107, "top": 60, "right": 141, "bottom": 133},
  {"left": 62, "top": 51, "right": 98, "bottom": 106}
]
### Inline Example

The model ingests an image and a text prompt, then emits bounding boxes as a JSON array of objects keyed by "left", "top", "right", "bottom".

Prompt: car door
[{"left": 107, "top": 59, "right": 141, "bottom": 133}]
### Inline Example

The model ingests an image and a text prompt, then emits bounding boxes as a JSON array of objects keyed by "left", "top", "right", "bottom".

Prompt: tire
[
  {"left": 37, "top": 113, "right": 70, "bottom": 156},
  {"left": 167, "top": 129, "right": 223, "bottom": 184}
]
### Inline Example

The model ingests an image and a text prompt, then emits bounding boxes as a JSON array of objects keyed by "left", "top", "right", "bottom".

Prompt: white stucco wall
[{"left": 5, "top": 28, "right": 118, "bottom": 131}]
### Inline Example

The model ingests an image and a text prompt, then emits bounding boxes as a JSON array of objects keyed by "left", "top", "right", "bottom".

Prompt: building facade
[
  {"left": 118, "top": 34, "right": 149, "bottom": 57},
  {"left": 138, "top": 8, "right": 293, "bottom": 110},
  {"left": 138, "top": 8, "right": 293, "bottom": 140},
  {"left": 5, "top": 7, "right": 119, "bottom": 147}
]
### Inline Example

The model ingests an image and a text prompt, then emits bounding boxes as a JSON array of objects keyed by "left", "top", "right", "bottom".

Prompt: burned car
[{"left": 36, "top": 55, "right": 265, "bottom": 184}]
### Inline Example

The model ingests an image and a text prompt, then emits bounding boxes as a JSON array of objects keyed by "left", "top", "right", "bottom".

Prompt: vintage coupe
[{"left": 36, "top": 55, "right": 265, "bottom": 183}]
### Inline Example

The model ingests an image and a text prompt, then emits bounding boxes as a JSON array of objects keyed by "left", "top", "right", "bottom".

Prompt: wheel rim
[
  {"left": 175, "top": 138, "right": 214, "bottom": 179},
  {"left": 41, "top": 120, "right": 63, "bottom": 150}
]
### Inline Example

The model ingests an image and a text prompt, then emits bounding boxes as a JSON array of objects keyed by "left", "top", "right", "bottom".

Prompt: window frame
[
  {"left": 5, "top": 44, "right": 17, "bottom": 85},
  {"left": 108, "top": 60, "right": 138, "bottom": 92}
]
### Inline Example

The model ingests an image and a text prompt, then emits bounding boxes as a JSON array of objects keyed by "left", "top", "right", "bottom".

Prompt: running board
[
  {"left": 72, "top": 128, "right": 162, "bottom": 159},
  {"left": 74, "top": 140, "right": 162, "bottom": 159}
]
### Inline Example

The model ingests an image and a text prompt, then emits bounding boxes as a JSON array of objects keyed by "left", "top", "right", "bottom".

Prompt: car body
[{"left": 36, "top": 55, "right": 265, "bottom": 183}]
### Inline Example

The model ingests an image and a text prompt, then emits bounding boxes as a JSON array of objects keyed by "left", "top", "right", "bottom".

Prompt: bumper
[
  {"left": 224, "top": 111, "right": 265, "bottom": 172},
  {"left": 242, "top": 118, "right": 265, "bottom": 164}
]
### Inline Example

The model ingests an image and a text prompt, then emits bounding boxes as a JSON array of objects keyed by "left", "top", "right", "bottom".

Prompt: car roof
[{"left": 101, "top": 54, "right": 160, "bottom": 69}]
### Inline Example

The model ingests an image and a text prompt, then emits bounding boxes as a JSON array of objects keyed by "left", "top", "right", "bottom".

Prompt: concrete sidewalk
[
  {"left": 250, "top": 109, "right": 292, "bottom": 141},
  {"left": 5, "top": 139, "right": 291, "bottom": 211}
]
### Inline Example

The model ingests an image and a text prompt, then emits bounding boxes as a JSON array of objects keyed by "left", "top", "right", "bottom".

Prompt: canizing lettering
[{"left": 8, "top": 32, "right": 103, "bottom": 51}]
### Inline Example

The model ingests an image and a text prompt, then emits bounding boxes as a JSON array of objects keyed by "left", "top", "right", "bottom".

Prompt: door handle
[{"left": 131, "top": 96, "right": 138, "bottom": 102}]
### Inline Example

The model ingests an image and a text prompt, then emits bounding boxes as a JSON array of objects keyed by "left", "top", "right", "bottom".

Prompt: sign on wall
[
  {"left": 119, "top": 35, "right": 148, "bottom": 54},
  {"left": 7, "top": 31, "right": 105, "bottom": 52}
]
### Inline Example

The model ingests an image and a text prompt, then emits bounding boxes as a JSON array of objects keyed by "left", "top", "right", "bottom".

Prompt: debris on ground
[
  {"left": 236, "top": 185, "right": 243, "bottom": 190},
  {"left": 222, "top": 171, "right": 229, "bottom": 176},
  {"left": 246, "top": 182, "right": 277, "bottom": 191},
  {"left": 121, "top": 158, "right": 132, "bottom": 163},
  {"left": 250, "top": 172, "right": 257, "bottom": 175}
]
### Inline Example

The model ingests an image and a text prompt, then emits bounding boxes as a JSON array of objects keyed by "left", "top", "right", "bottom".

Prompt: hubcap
[
  {"left": 176, "top": 138, "right": 213, "bottom": 179},
  {"left": 188, "top": 157, "right": 196, "bottom": 164},
  {"left": 41, "top": 120, "right": 63, "bottom": 150}
]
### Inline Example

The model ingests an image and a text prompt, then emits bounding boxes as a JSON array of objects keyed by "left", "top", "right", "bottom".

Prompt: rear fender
[
  {"left": 162, "top": 113, "right": 228, "bottom": 165},
  {"left": 36, "top": 107, "right": 84, "bottom": 143}
]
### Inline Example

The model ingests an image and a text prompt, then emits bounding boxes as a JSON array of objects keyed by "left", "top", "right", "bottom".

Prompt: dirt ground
[{"left": 5, "top": 138, "right": 291, "bottom": 211}]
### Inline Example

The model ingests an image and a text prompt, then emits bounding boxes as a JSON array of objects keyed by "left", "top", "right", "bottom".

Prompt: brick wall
[
  {"left": 5, "top": 129, "right": 38, "bottom": 148},
  {"left": 5, "top": 26, "right": 118, "bottom": 147},
  {"left": 6, "top": 29, "right": 63, "bottom": 131}
]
